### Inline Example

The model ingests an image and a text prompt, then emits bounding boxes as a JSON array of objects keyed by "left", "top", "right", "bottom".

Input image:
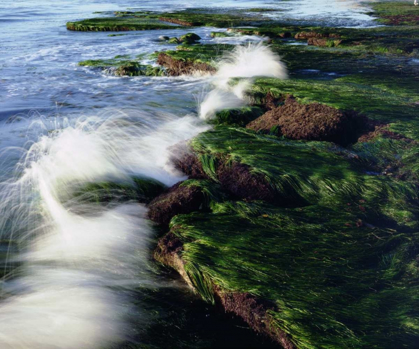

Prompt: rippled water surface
[{"left": 0, "top": 1, "right": 376, "bottom": 348}]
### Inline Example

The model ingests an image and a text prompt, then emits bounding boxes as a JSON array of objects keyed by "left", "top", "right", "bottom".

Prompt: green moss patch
[
  {"left": 67, "top": 17, "right": 181, "bottom": 32},
  {"left": 370, "top": 1, "right": 419, "bottom": 25},
  {"left": 70, "top": 177, "right": 166, "bottom": 204},
  {"left": 211, "top": 106, "right": 264, "bottom": 127},
  {"left": 67, "top": 9, "right": 271, "bottom": 32},
  {"left": 78, "top": 56, "right": 165, "bottom": 77},
  {"left": 160, "top": 199, "right": 419, "bottom": 348}
]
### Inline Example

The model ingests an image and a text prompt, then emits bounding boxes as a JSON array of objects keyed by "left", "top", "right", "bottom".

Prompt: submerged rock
[{"left": 246, "top": 96, "right": 369, "bottom": 146}]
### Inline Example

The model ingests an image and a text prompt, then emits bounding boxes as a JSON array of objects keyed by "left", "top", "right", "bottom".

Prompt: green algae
[
  {"left": 168, "top": 200, "right": 419, "bottom": 349},
  {"left": 188, "top": 127, "right": 418, "bottom": 226},
  {"left": 211, "top": 107, "right": 264, "bottom": 127},
  {"left": 248, "top": 73, "right": 419, "bottom": 139},
  {"left": 70, "top": 177, "right": 166, "bottom": 204},
  {"left": 153, "top": 44, "right": 234, "bottom": 67},
  {"left": 370, "top": 1, "right": 419, "bottom": 25},
  {"left": 67, "top": 9, "right": 270, "bottom": 32},
  {"left": 78, "top": 56, "right": 165, "bottom": 77},
  {"left": 210, "top": 31, "right": 233, "bottom": 38},
  {"left": 67, "top": 17, "right": 181, "bottom": 32},
  {"left": 179, "top": 33, "right": 201, "bottom": 43},
  {"left": 68, "top": 3, "right": 419, "bottom": 347}
]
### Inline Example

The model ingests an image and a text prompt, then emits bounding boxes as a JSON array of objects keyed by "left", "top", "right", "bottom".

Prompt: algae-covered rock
[
  {"left": 210, "top": 31, "right": 232, "bottom": 38},
  {"left": 147, "top": 182, "right": 205, "bottom": 227},
  {"left": 307, "top": 38, "right": 342, "bottom": 47},
  {"left": 66, "top": 17, "right": 180, "bottom": 31},
  {"left": 212, "top": 106, "right": 264, "bottom": 127},
  {"left": 168, "top": 37, "right": 180, "bottom": 44},
  {"left": 79, "top": 57, "right": 165, "bottom": 77},
  {"left": 154, "top": 44, "right": 233, "bottom": 76},
  {"left": 179, "top": 33, "right": 201, "bottom": 44},
  {"left": 71, "top": 177, "right": 166, "bottom": 204},
  {"left": 156, "top": 52, "right": 216, "bottom": 76},
  {"left": 156, "top": 198, "right": 419, "bottom": 349},
  {"left": 371, "top": 1, "right": 419, "bottom": 25},
  {"left": 247, "top": 96, "right": 370, "bottom": 146}
]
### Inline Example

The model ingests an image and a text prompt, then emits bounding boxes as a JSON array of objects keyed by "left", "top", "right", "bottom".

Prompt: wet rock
[
  {"left": 212, "top": 106, "right": 264, "bottom": 126},
  {"left": 179, "top": 33, "right": 201, "bottom": 44},
  {"left": 211, "top": 31, "right": 232, "bottom": 38},
  {"left": 168, "top": 37, "right": 180, "bottom": 44},
  {"left": 307, "top": 38, "right": 342, "bottom": 47},
  {"left": 295, "top": 31, "right": 340, "bottom": 40},
  {"left": 156, "top": 52, "right": 216, "bottom": 76},
  {"left": 217, "top": 161, "right": 276, "bottom": 202},
  {"left": 169, "top": 142, "right": 208, "bottom": 179},
  {"left": 159, "top": 17, "right": 194, "bottom": 26},
  {"left": 246, "top": 96, "right": 370, "bottom": 146},
  {"left": 159, "top": 35, "right": 170, "bottom": 41},
  {"left": 170, "top": 144, "right": 277, "bottom": 203},
  {"left": 278, "top": 32, "right": 292, "bottom": 38},
  {"left": 147, "top": 182, "right": 205, "bottom": 227}
]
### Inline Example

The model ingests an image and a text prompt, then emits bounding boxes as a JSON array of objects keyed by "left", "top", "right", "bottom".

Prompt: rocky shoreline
[{"left": 69, "top": 2, "right": 419, "bottom": 348}]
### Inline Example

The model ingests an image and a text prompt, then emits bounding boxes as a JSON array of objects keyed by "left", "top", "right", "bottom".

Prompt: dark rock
[
  {"left": 179, "top": 33, "right": 202, "bottom": 44},
  {"left": 295, "top": 31, "right": 340, "bottom": 40},
  {"left": 246, "top": 96, "right": 370, "bottom": 146},
  {"left": 147, "top": 182, "right": 205, "bottom": 227},
  {"left": 156, "top": 52, "right": 216, "bottom": 76},
  {"left": 307, "top": 38, "right": 342, "bottom": 47},
  {"left": 216, "top": 161, "right": 276, "bottom": 202}
]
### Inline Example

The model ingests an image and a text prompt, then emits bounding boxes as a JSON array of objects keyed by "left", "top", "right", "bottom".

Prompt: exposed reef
[
  {"left": 246, "top": 95, "right": 370, "bottom": 146},
  {"left": 71, "top": 2, "right": 419, "bottom": 348}
]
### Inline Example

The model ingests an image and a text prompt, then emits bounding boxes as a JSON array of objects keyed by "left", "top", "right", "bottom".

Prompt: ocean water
[{"left": 0, "top": 1, "right": 376, "bottom": 348}]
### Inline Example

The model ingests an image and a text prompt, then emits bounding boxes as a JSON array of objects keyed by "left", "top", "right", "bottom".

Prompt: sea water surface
[{"left": 0, "top": 1, "right": 376, "bottom": 348}]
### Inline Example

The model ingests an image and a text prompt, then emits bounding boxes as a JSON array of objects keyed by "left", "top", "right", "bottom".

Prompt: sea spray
[
  {"left": 199, "top": 42, "right": 288, "bottom": 120},
  {"left": 0, "top": 109, "right": 209, "bottom": 348}
]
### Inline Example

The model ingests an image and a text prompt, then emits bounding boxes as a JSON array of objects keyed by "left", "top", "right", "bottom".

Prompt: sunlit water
[{"left": 0, "top": 1, "right": 376, "bottom": 348}]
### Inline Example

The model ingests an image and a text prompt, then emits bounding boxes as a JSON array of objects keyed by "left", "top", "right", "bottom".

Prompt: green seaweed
[
  {"left": 67, "top": 9, "right": 271, "bottom": 32},
  {"left": 211, "top": 106, "right": 264, "bottom": 126},
  {"left": 67, "top": 17, "right": 181, "bottom": 32},
  {"left": 169, "top": 199, "right": 419, "bottom": 348},
  {"left": 153, "top": 44, "right": 234, "bottom": 67},
  {"left": 78, "top": 56, "right": 165, "bottom": 77},
  {"left": 70, "top": 176, "right": 166, "bottom": 204}
]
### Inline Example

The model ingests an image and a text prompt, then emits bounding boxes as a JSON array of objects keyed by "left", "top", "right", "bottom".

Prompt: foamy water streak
[
  {"left": 199, "top": 42, "right": 288, "bottom": 120},
  {"left": 0, "top": 110, "right": 208, "bottom": 348}
]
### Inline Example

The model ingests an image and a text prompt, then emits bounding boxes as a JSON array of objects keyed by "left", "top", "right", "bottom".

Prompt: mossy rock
[
  {"left": 67, "top": 17, "right": 181, "bottom": 32},
  {"left": 211, "top": 106, "right": 264, "bottom": 127},
  {"left": 168, "top": 37, "right": 180, "bottom": 44},
  {"left": 78, "top": 57, "right": 165, "bottom": 77},
  {"left": 157, "top": 200, "right": 419, "bottom": 348},
  {"left": 71, "top": 176, "right": 166, "bottom": 204},
  {"left": 246, "top": 96, "right": 369, "bottom": 146},
  {"left": 210, "top": 31, "right": 232, "bottom": 38},
  {"left": 67, "top": 9, "right": 271, "bottom": 32},
  {"left": 179, "top": 33, "right": 201, "bottom": 44},
  {"left": 370, "top": 1, "right": 419, "bottom": 25}
]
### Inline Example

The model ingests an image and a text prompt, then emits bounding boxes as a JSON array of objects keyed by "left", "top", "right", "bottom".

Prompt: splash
[
  {"left": 199, "top": 42, "right": 287, "bottom": 120},
  {"left": 0, "top": 110, "right": 208, "bottom": 348}
]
